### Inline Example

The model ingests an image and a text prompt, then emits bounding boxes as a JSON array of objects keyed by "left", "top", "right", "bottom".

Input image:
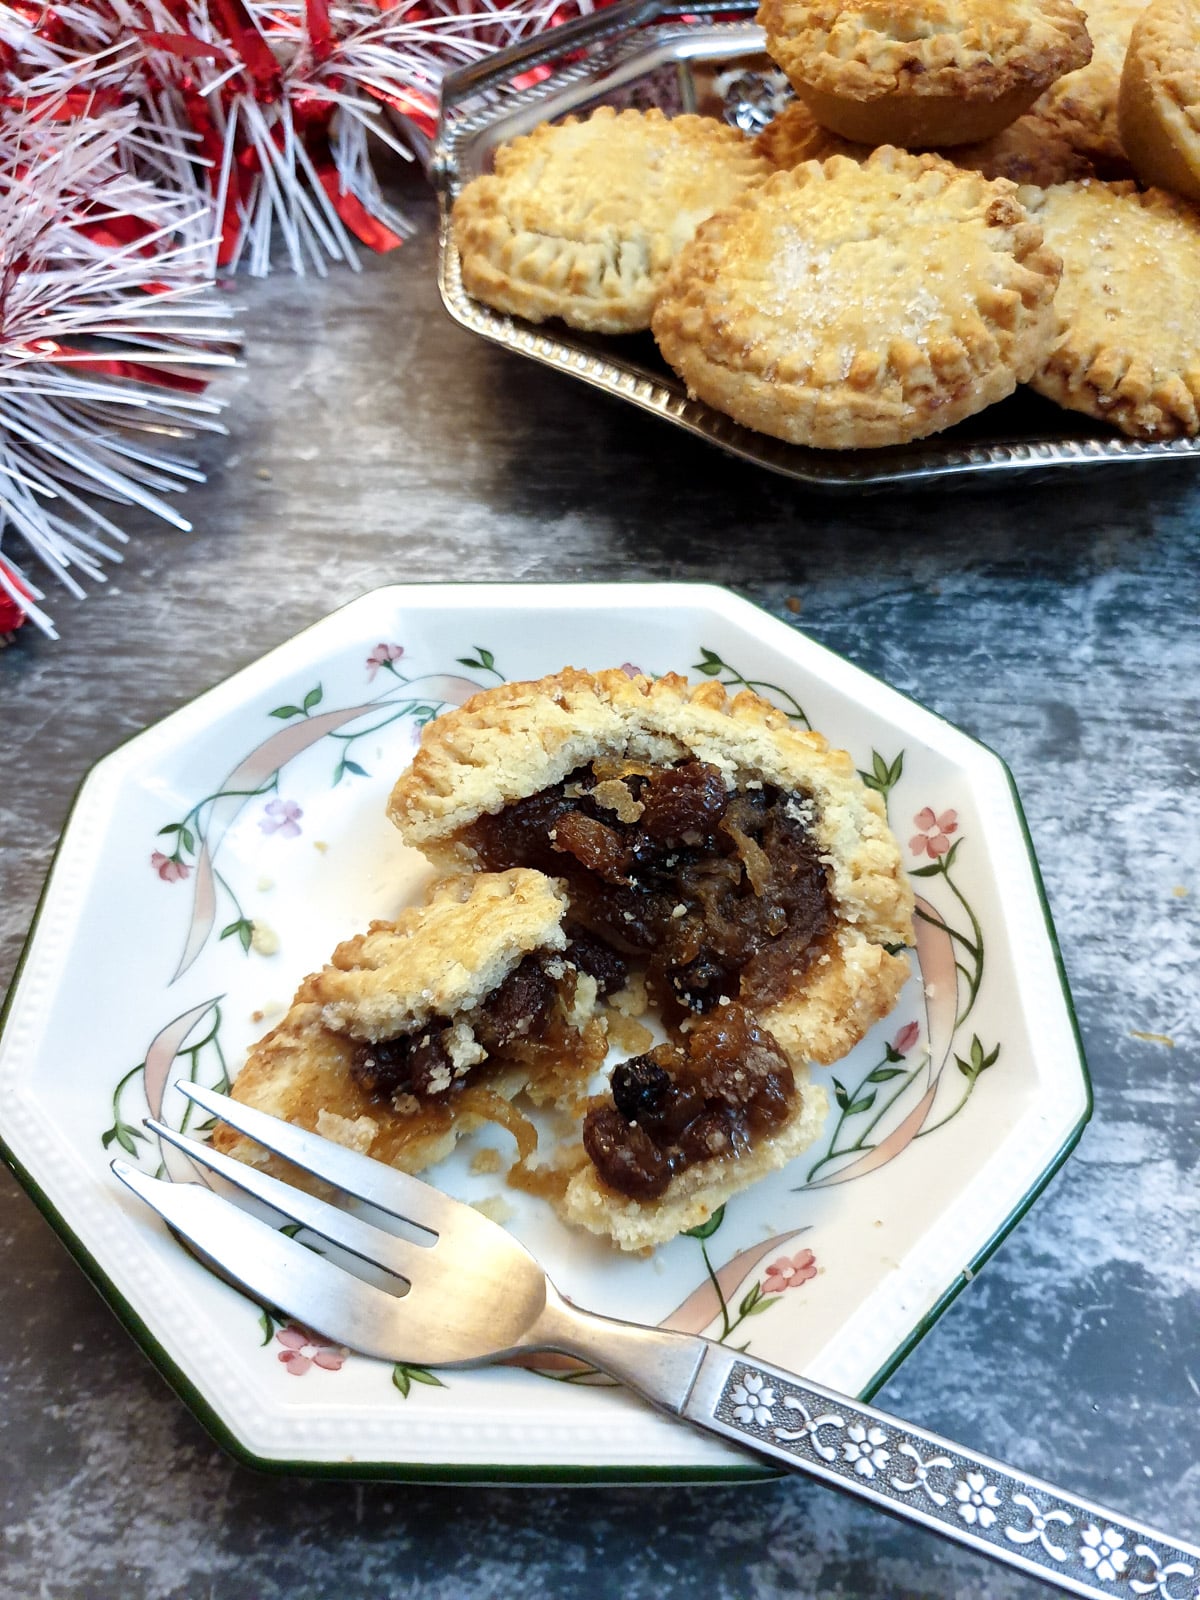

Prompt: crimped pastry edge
[
  {"left": 1021, "top": 178, "right": 1200, "bottom": 438},
  {"left": 450, "top": 105, "right": 772, "bottom": 335},
  {"left": 649, "top": 150, "right": 1062, "bottom": 450},
  {"left": 756, "top": 0, "right": 1093, "bottom": 106}
]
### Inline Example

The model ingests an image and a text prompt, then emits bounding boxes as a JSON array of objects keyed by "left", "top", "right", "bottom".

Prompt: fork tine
[
  {"left": 146, "top": 1116, "right": 429, "bottom": 1284},
  {"left": 178, "top": 1082, "right": 460, "bottom": 1233},
  {"left": 111, "top": 1159, "right": 416, "bottom": 1363}
]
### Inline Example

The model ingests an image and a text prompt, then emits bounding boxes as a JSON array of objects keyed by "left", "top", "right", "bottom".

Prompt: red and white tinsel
[{"left": 0, "top": 0, "right": 612, "bottom": 636}]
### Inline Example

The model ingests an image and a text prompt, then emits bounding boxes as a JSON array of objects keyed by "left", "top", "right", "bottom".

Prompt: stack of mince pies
[{"left": 451, "top": 0, "right": 1200, "bottom": 449}]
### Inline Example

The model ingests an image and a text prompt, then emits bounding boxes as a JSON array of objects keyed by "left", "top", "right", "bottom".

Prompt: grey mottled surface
[{"left": 2, "top": 179, "right": 1199, "bottom": 1600}]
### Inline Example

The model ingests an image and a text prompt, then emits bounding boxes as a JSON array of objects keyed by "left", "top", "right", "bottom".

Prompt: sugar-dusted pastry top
[
  {"left": 1118, "top": 0, "right": 1200, "bottom": 199},
  {"left": 312, "top": 868, "right": 567, "bottom": 1040},
  {"left": 650, "top": 148, "right": 1062, "bottom": 450},
  {"left": 1021, "top": 179, "right": 1200, "bottom": 437},
  {"left": 1034, "top": 0, "right": 1150, "bottom": 166},
  {"left": 757, "top": 0, "right": 1093, "bottom": 101},
  {"left": 450, "top": 106, "right": 773, "bottom": 334}
]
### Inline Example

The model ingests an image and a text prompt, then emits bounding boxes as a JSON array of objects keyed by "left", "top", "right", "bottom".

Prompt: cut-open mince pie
[
  {"left": 1020, "top": 178, "right": 1200, "bottom": 437},
  {"left": 756, "top": 0, "right": 1094, "bottom": 148},
  {"left": 450, "top": 106, "right": 773, "bottom": 335},
  {"left": 389, "top": 668, "right": 914, "bottom": 1249},
  {"left": 213, "top": 869, "right": 609, "bottom": 1182},
  {"left": 650, "top": 148, "right": 1063, "bottom": 451}
]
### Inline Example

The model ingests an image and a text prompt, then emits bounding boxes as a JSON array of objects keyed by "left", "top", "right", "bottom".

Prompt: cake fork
[{"left": 114, "top": 1083, "right": 1198, "bottom": 1598}]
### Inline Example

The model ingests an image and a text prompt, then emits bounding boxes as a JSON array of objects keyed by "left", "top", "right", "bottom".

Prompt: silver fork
[{"left": 115, "top": 1083, "right": 1197, "bottom": 1597}]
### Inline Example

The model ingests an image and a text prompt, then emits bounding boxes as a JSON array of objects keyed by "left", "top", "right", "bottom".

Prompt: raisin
[
  {"left": 551, "top": 810, "right": 632, "bottom": 883},
  {"left": 407, "top": 1030, "right": 456, "bottom": 1098},
  {"left": 474, "top": 956, "right": 555, "bottom": 1051},
  {"left": 611, "top": 1055, "right": 671, "bottom": 1123},
  {"left": 582, "top": 1106, "right": 671, "bottom": 1201},
  {"left": 565, "top": 930, "right": 628, "bottom": 996},
  {"left": 639, "top": 760, "right": 729, "bottom": 844},
  {"left": 350, "top": 1034, "right": 413, "bottom": 1098}
]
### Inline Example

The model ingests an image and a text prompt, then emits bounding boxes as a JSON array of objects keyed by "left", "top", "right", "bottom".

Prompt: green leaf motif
[
  {"left": 693, "top": 648, "right": 724, "bottom": 677},
  {"left": 179, "top": 827, "right": 195, "bottom": 855},
  {"left": 684, "top": 1204, "right": 725, "bottom": 1240},
  {"left": 846, "top": 1092, "right": 877, "bottom": 1116},
  {"left": 343, "top": 760, "right": 368, "bottom": 777},
  {"left": 270, "top": 704, "right": 303, "bottom": 720},
  {"left": 303, "top": 685, "right": 324, "bottom": 712},
  {"left": 832, "top": 1077, "right": 850, "bottom": 1111},
  {"left": 157, "top": 822, "right": 181, "bottom": 836},
  {"left": 866, "top": 1065, "right": 906, "bottom": 1084},
  {"left": 392, "top": 1363, "right": 445, "bottom": 1397},
  {"left": 738, "top": 1282, "right": 764, "bottom": 1318}
]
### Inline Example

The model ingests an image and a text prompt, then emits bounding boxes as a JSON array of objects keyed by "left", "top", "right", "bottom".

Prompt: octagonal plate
[{"left": 0, "top": 583, "right": 1089, "bottom": 1482}]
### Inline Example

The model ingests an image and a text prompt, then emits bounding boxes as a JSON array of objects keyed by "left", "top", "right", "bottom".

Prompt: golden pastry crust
[
  {"left": 1034, "top": 0, "right": 1149, "bottom": 167},
  {"left": 1119, "top": 0, "right": 1200, "bottom": 201},
  {"left": 649, "top": 148, "right": 1062, "bottom": 451},
  {"left": 450, "top": 106, "right": 773, "bottom": 335},
  {"left": 754, "top": 98, "right": 871, "bottom": 166},
  {"left": 949, "top": 109, "right": 1099, "bottom": 181},
  {"left": 214, "top": 870, "right": 609, "bottom": 1182},
  {"left": 755, "top": 97, "right": 1096, "bottom": 183},
  {"left": 1021, "top": 179, "right": 1200, "bottom": 436},
  {"left": 757, "top": 0, "right": 1093, "bottom": 145},
  {"left": 558, "top": 1080, "right": 830, "bottom": 1251},
  {"left": 313, "top": 869, "right": 567, "bottom": 1040},
  {"left": 389, "top": 666, "right": 914, "bottom": 1070}
]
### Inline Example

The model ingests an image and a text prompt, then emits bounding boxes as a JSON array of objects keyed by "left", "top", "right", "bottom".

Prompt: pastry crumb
[
  {"left": 1130, "top": 1030, "right": 1175, "bottom": 1047},
  {"left": 250, "top": 920, "right": 280, "bottom": 956},
  {"left": 256, "top": 876, "right": 274, "bottom": 892},
  {"left": 471, "top": 1194, "right": 515, "bottom": 1225},
  {"left": 470, "top": 1147, "right": 505, "bottom": 1176},
  {"left": 315, "top": 1108, "right": 378, "bottom": 1153},
  {"left": 313, "top": 840, "right": 329, "bottom": 854}
]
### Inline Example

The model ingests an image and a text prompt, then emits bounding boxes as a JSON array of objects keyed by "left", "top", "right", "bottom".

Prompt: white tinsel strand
[{"left": 0, "top": 102, "right": 236, "bottom": 637}]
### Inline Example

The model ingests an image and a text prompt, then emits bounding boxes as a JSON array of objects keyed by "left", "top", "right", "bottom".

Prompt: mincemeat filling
[
  {"left": 350, "top": 954, "right": 564, "bottom": 1102},
  {"left": 464, "top": 757, "right": 835, "bottom": 1198}
]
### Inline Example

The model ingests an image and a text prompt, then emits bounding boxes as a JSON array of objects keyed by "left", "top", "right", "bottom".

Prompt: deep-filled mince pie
[
  {"left": 213, "top": 869, "right": 609, "bottom": 1182},
  {"left": 389, "top": 668, "right": 914, "bottom": 1249},
  {"left": 756, "top": 0, "right": 1094, "bottom": 148},
  {"left": 450, "top": 106, "right": 773, "bottom": 335}
]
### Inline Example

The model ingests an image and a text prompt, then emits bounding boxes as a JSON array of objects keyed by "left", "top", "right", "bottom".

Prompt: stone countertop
[{"left": 2, "top": 188, "right": 1198, "bottom": 1600}]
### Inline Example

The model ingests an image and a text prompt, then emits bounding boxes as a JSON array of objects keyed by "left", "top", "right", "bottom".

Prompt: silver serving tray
[{"left": 433, "top": 0, "right": 1200, "bottom": 490}]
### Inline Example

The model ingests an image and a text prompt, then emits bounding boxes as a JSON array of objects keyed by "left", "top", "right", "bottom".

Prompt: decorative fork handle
[
  {"left": 541, "top": 1293, "right": 1199, "bottom": 1599},
  {"left": 678, "top": 1346, "right": 1200, "bottom": 1599}
]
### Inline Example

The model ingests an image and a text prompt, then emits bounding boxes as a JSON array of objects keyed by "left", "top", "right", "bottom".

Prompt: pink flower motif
[
  {"left": 762, "top": 1248, "right": 818, "bottom": 1296},
  {"left": 620, "top": 662, "right": 643, "bottom": 678},
  {"left": 275, "top": 1324, "right": 348, "bottom": 1376},
  {"left": 891, "top": 1020, "right": 920, "bottom": 1056},
  {"left": 150, "top": 850, "right": 189, "bottom": 883},
  {"left": 260, "top": 798, "right": 303, "bottom": 837},
  {"left": 366, "top": 642, "right": 404, "bottom": 681},
  {"left": 910, "top": 806, "right": 958, "bottom": 859}
]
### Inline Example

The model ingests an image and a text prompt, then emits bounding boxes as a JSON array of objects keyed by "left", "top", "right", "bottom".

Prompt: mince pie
[
  {"left": 1020, "top": 178, "right": 1200, "bottom": 436},
  {"left": 213, "top": 869, "right": 609, "bottom": 1182},
  {"left": 1118, "top": 0, "right": 1200, "bottom": 202},
  {"left": 1033, "top": 0, "right": 1150, "bottom": 170},
  {"left": 388, "top": 667, "right": 913, "bottom": 1249},
  {"left": 756, "top": 0, "right": 1094, "bottom": 147},
  {"left": 450, "top": 106, "right": 772, "bottom": 335},
  {"left": 650, "top": 148, "right": 1063, "bottom": 450}
]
